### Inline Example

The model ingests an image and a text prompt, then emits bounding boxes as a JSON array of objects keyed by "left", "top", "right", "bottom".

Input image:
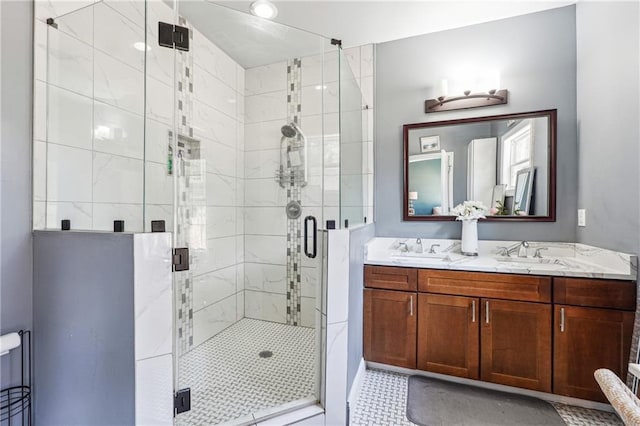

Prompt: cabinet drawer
[
  {"left": 418, "top": 269, "right": 551, "bottom": 303},
  {"left": 554, "top": 277, "right": 636, "bottom": 310},
  {"left": 364, "top": 265, "right": 417, "bottom": 291}
]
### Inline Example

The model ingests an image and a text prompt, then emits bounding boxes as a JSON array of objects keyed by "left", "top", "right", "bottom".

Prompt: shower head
[{"left": 281, "top": 122, "right": 303, "bottom": 139}]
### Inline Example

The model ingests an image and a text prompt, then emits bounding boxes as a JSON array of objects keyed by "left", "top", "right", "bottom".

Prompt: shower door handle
[{"left": 304, "top": 215, "right": 317, "bottom": 259}]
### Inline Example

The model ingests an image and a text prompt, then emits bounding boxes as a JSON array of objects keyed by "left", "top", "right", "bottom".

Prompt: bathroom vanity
[{"left": 363, "top": 238, "right": 638, "bottom": 403}]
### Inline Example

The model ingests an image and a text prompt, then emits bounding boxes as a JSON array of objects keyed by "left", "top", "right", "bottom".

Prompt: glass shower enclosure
[{"left": 34, "top": 0, "right": 367, "bottom": 423}]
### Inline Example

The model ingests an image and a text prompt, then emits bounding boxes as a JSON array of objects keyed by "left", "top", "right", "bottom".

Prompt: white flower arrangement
[{"left": 452, "top": 200, "right": 488, "bottom": 221}]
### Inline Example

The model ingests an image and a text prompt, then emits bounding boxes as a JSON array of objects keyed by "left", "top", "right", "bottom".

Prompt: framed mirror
[{"left": 403, "top": 109, "right": 556, "bottom": 221}]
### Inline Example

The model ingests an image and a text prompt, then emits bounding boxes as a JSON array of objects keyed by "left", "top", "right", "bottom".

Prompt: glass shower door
[{"left": 161, "top": 1, "right": 330, "bottom": 424}]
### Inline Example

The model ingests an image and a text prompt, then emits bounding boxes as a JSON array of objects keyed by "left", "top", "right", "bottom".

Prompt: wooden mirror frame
[{"left": 403, "top": 109, "right": 557, "bottom": 222}]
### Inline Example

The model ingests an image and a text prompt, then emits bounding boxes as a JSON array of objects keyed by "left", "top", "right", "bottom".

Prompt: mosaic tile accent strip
[
  {"left": 176, "top": 319, "right": 316, "bottom": 425},
  {"left": 175, "top": 17, "right": 198, "bottom": 356},
  {"left": 286, "top": 58, "right": 303, "bottom": 326},
  {"left": 351, "top": 368, "right": 623, "bottom": 426}
]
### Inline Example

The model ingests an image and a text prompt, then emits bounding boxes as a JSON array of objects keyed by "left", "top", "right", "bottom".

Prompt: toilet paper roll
[{"left": 0, "top": 332, "right": 21, "bottom": 356}]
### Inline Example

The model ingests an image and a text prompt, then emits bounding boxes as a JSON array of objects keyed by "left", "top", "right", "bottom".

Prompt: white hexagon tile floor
[
  {"left": 351, "top": 369, "right": 623, "bottom": 426},
  {"left": 176, "top": 318, "right": 317, "bottom": 426}
]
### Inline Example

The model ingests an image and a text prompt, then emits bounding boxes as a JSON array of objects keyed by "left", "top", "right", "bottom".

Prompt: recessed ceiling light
[
  {"left": 250, "top": 0, "right": 278, "bottom": 19},
  {"left": 133, "top": 42, "right": 151, "bottom": 52}
]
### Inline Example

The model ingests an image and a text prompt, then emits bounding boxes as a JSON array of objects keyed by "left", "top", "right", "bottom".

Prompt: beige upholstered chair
[{"left": 594, "top": 368, "right": 640, "bottom": 425}]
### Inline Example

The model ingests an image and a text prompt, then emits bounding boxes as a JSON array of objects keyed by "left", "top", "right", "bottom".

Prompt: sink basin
[
  {"left": 496, "top": 256, "right": 565, "bottom": 264},
  {"left": 496, "top": 256, "right": 568, "bottom": 271}
]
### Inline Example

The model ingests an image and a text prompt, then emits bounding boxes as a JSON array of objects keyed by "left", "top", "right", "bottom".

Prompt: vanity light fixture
[
  {"left": 425, "top": 89, "right": 508, "bottom": 113},
  {"left": 250, "top": 0, "right": 278, "bottom": 19}
]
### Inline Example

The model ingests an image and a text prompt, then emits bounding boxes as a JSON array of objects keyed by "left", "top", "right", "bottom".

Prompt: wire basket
[
  {"left": 0, "top": 330, "right": 31, "bottom": 426},
  {"left": 0, "top": 386, "right": 31, "bottom": 423}
]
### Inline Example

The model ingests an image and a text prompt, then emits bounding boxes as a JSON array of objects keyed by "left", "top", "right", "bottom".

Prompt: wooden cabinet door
[
  {"left": 417, "top": 294, "right": 479, "bottom": 379},
  {"left": 554, "top": 305, "right": 634, "bottom": 402},
  {"left": 481, "top": 299, "right": 552, "bottom": 392},
  {"left": 364, "top": 289, "right": 417, "bottom": 368}
]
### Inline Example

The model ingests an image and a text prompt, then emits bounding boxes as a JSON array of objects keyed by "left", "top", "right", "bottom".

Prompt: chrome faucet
[
  {"left": 497, "top": 241, "right": 530, "bottom": 257},
  {"left": 534, "top": 247, "right": 549, "bottom": 258},
  {"left": 398, "top": 242, "right": 409, "bottom": 253},
  {"left": 518, "top": 241, "right": 530, "bottom": 258},
  {"left": 428, "top": 244, "right": 441, "bottom": 254},
  {"left": 415, "top": 238, "right": 423, "bottom": 253}
]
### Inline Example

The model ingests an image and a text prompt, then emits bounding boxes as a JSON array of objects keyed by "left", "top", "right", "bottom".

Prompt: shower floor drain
[{"left": 258, "top": 350, "right": 273, "bottom": 359}]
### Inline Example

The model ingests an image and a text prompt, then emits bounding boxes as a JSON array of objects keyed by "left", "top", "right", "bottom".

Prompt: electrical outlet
[{"left": 578, "top": 209, "right": 586, "bottom": 227}]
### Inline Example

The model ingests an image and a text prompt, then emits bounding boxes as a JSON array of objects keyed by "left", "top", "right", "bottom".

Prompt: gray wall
[
  {"left": 0, "top": 0, "right": 34, "bottom": 387},
  {"left": 375, "top": 6, "right": 577, "bottom": 240},
  {"left": 576, "top": 1, "right": 640, "bottom": 255},
  {"left": 33, "top": 231, "right": 136, "bottom": 426},
  {"left": 346, "top": 223, "right": 375, "bottom": 396}
]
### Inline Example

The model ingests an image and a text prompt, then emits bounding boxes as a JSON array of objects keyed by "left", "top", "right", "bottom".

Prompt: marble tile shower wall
[
  {"left": 343, "top": 45, "right": 375, "bottom": 224},
  {"left": 243, "top": 46, "right": 374, "bottom": 326},
  {"left": 32, "top": 0, "right": 246, "bottom": 348}
]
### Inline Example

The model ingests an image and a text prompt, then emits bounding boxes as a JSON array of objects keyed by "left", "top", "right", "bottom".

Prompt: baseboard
[
  {"left": 348, "top": 358, "right": 366, "bottom": 408},
  {"left": 366, "top": 361, "right": 614, "bottom": 413}
]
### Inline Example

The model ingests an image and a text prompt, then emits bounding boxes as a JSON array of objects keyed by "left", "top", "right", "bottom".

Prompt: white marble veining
[
  {"left": 244, "top": 119, "right": 285, "bottom": 151},
  {"left": 301, "top": 51, "right": 339, "bottom": 87},
  {"left": 47, "top": 26, "right": 93, "bottom": 97},
  {"left": 93, "top": 203, "right": 143, "bottom": 232},
  {"left": 47, "top": 85, "right": 93, "bottom": 149},
  {"left": 93, "top": 101, "right": 145, "bottom": 160},
  {"left": 205, "top": 173, "right": 236, "bottom": 207},
  {"left": 193, "top": 266, "right": 238, "bottom": 312},
  {"left": 205, "top": 207, "right": 236, "bottom": 239},
  {"left": 135, "top": 354, "right": 173, "bottom": 426},
  {"left": 93, "top": 152, "right": 143, "bottom": 204},
  {"left": 245, "top": 179, "right": 287, "bottom": 207},
  {"left": 145, "top": 76, "right": 173, "bottom": 126},
  {"left": 360, "top": 44, "right": 374, "bottom": 78},
  {"left": 104, "top": 0, "right": 145, "bottom": 28},
  {"left": 194, "top": 64, "right": 238, "bottom": 119},
  {"left": 301, "top": 83, "right": 339, "bottom": 117},
  {"left": 245, "top": 290, "right": 287, "bottom": 323},
  {"left": 245, "top": 91, "right": 287, "bottom": 124},
  {"left": 244, "top": 207, "right": 287, "bottom": 236},
  {"left": 192, "top": 295, "right": 237, "bottom": 347},
  {"left": 45, "top": 201, "right": 92, "bottom": 230},
  {"left": 365, "top": 238, "right": 637, "bottom": 280},
  {"left": 244, "top": 149, "right": 280, "bottom": 179},
  {"left": 193, "top": 28, "right": 238, "bottom": 92},
  {"left": 133, "top": 232, "right": 172, "bottom": 361},
  {"left": 245, "top": 235, "right": 287, "bottom": 265},
  {"left": 190, "top": 237, "right": 238, "bottom": 277},
  {"left": 94, "top": 50, "right": 144, "bottom": 114},
  {"left": 144, "top": 161, "right": 173, "bottom": 205},
  {"left": 244, "top": 263, "right": 287, "bottom": 294},
  {"left": 94, "top": 2, "right": 144, "bottom": 71},
  {"left": 47, "top": 144, "right": 93, "bottom": 202},
  {"left": 245, "top": 62, "right": 286, "bottom": 96},
  {"left": 193, "top": 100, "right": 238, "bottom": 148}
]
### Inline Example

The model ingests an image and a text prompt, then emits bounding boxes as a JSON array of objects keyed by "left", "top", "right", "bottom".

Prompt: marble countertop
[{"left": 365, "top": 238, "right": 637, "bottom": 281}]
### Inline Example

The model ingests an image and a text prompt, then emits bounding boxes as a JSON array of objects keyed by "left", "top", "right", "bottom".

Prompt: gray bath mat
[{"left": 406, "top": 375, "right": 566, "bottom": 425}]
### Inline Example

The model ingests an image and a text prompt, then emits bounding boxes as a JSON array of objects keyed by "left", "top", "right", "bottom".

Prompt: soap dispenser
[{"left": 415, "top": 238, "right": 423, "bottom": 253}]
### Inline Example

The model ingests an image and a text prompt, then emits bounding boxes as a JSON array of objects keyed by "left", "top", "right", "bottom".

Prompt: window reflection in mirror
[{"left": 403, "top": 110, "right": 556, "bottom": 222}]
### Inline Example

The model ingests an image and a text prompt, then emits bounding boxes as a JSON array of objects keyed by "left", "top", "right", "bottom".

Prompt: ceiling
[{"left": 181, "top": 0, "right": 575, "bottom": 68}]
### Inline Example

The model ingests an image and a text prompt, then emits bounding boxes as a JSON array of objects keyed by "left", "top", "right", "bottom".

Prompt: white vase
[{"left": 461, "top": 219, "right": 479, "bottom": 256}]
